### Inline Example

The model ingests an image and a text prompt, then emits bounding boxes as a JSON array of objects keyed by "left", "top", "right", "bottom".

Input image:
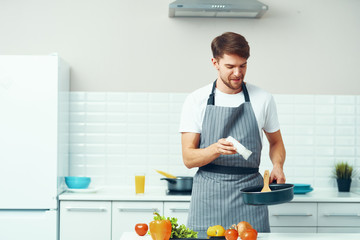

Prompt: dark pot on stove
[{"left": 161, "top": 176, "right": 193, "bottom": 191}]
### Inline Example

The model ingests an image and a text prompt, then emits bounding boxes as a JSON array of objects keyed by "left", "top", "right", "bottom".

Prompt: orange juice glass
[{"left": 135, "top": 174, "right": 145, "bottom": 194}]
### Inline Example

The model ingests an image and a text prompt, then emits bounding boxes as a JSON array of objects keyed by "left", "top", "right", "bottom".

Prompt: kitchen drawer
[
  {"left": 269, "top": 203, "right": 317, "bottom": 227},
  {"left": 318, "top": 227, "right": 360, "bottom": 233},
  {"left": 164, "top": 202, "right": 190, "bottom": 226},
  {"left": 318, "top": 203, "right": 360, "bottom": 227},
  {"left": 271, "top": 227, "right": 317, "bottom": 233},
  {"left": 60, "top": 201, "right": 111, "bottom": 240},
  {"left": 112, "top": 201, "right": 163, "bottom": 240}
]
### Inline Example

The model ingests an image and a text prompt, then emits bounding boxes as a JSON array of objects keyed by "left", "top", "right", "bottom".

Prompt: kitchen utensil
[
  {"left": 161, "top": 176, "right": 193, "bottom": 191},
  {"left": 261, "top": 170, "right": 271, "bottom": 192},
  {"left": 240, "top": 182, "right": 294, "bottom": 205},
  {"left": 156, "top": 170, "right": 177, "bottom": 179},
  {"left": 65, "top": 176, "right": 91, "bottom": 189}
]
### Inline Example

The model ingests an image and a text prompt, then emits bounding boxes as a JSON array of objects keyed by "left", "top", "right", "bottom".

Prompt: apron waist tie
[{"left": 199, "top": 164, "right": 259, "bottom": 174}]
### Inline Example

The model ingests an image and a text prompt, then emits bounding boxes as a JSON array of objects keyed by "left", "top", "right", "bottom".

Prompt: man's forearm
[{"left": 182, "top": 143, "right": 220, "bottom": 169}]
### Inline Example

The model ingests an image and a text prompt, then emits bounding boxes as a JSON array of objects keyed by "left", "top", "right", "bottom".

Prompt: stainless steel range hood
[{"left": 169, "top": 0, "right": 268, "bottom": 18}]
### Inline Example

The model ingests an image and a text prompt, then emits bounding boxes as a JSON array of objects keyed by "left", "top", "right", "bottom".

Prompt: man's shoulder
[{"left": 246, "top": 83, "right": 273, "bottom": 101}]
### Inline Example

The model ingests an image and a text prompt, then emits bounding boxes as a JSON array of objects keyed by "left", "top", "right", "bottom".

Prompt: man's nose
[{"left": 233, "top": 68, "right": 241, "bottom": 76}]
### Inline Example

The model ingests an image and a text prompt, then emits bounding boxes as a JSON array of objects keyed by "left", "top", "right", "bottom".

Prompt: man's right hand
[
  {"left": 181, "top": 133, "right": 237, "bottom": 169},
  {"left": 213, "top": 138, "right": 237, "bottom": 155}
]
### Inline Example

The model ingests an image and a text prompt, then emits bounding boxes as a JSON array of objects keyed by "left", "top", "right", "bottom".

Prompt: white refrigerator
[{"left": 0, "top": 55, "right": 69, "bottom": 240}]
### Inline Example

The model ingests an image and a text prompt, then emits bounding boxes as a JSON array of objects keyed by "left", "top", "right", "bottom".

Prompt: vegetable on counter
[
  {"left": 207, "top": 225, "right": 225, "bottom": 237},
  {"left": 150, "top": 212, "right": 198, "bottom": 239},
  {"left": 236, "top": 221, "right": 253, "bottom": 239},
  {"left": 149, "top": 212, "right": 172, "bottom": 240},
  {"left": 242, "top": 228, "right": 258, "bottom": 240},
  {"left": 135, "top": 223, "right": 148, "bottom": 236},
  {"left": 224, "top": 227, "right": 238, "bottom": 240}
]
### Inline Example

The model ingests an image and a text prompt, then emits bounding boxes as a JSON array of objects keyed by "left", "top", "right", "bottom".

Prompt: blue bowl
[
  {"left": 65, "top": 176, "right": 91, "bottom": 189},
  {"left": 293, "top": 183, "right": 311, "bottom": 190}
]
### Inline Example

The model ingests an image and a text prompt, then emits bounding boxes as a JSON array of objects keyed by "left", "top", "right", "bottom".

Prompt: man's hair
[{"left": 211, "top": 32, "right": 250, "bottom": 60}]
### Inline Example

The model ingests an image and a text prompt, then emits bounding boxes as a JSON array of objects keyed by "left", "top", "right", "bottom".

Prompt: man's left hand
[{"left": 270, "top": 165, "right": 286, "bottom": 184}]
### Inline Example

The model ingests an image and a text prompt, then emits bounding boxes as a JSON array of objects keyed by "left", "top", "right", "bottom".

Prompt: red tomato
[
  {"left": 135, "top": 223, "right": 148, "bottom": 236},
  {"left": 225, "top": 228, "right": 238, "bottom": 240},
  {"left": 242, "top": 228, "right": 258, "bottom": 240}
]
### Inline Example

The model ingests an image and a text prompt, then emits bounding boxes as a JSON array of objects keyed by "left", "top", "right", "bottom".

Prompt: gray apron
[{"left": 187, "top": 81, "right": 270, "bottom": 234}]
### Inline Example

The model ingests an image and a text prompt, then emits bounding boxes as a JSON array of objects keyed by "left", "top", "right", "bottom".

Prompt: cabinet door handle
[
  {"left": 117, "top": 208, "right": 159, "bottom": 212},
  {"left": 169, "top": 208, "right": 189, "bottom": 213},
  {"left": 66, "top": 207, "right": 107, "bottom": 212},
  {"left": 324, "top": 213, "right": 360, "bottom": 217},
  {"left": 272, "top": 214, "right": 313, "bottom": 217}
]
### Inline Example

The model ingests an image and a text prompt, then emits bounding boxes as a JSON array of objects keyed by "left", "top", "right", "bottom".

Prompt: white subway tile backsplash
[
  {"left": 107, "top": 123, "right": 127, "bottom": 133},
  {"left": 335, "top": 126, "right": 356, "bottom": 136},
  {"left": 106, "top": 92, "right": 127, "bottom": 102},
  {"left": 315, "top": 147, "right": 335, "bottom": 156},
  {"left": 86, "top": 123, "right": 107, "bottom": 133},
  {"left": 293, "top": 115, "right": 315, "bottom": 125},
  {"left": 335, "top": 147, "right": 355, "bottom": 156},
  {"left": 70, "top": 92, "right": 86, "bottom": 101},
  {"left": 107, "top": 103, "right": 127, "bottom": 112},
  {"left": 70, "top": 112, "right": 86, "bottom": 122},
  {"left": 336, "top": 105, "right": 355, "bottom": 115},
  {"left": 315, "top": 105, "right": 335, "bottom": 114},
  {"left": 127, "top": 93, "right": 149, "bottom": 102},
  {"left": 273, "top": 95, "right": 293, "bottom": 104},
  {"left": 315, "top": 126, "right": 335, "bottom": 136},
  {"left": 315, "top": 136, "right": 334, "bottom": 146},
  {"left": 86, "top": 113, "right": 107, "bottom": 122},
  {"left": 85, "top": 92, "right": 107, "bottom": 101},
  {"left": 335, "top": 95, "right": 356, "bottom": 104},
  {"left": 315, "top": 116, "right": 335, "bottom": 125},
  {"left": 276, "top": 104, "right": 294, "bottom": 114},
  {"left": 69, "top": 92, "right": 360, "bottom": 189},
  {"left": 70, "top": 102, "right": 86, "bottom": 112},
  {"left": 335, "top": 136, "right": 355, "bottom": 146},
  {"left": 127, "top": 103, "right": 148, "bottom": 113},
  {"left": 293, "top": 95, "right": 314, "bottom": 104},
  {"left": 293, "top": 104, "right": 314, "bottom": 114},
  {"left": 315, "top": 95, "right": 335, "bottom": 104}
]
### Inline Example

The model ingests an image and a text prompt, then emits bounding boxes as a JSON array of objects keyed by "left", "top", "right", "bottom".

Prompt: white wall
[{"left": 1, "top": 0, "right": 359, "bottom": 94}]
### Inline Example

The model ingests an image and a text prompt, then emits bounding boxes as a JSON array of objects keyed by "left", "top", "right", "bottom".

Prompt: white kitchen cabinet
[
  {"left": 112, "top": 201, "right": 163, "bottom": 240},
  {"left": 268, "top": 202, "right": 317, "bottom": 232},
  {"left": 60, "top": 201, "right": 111, "bottom": 240},
  {"left": 317, "top": 227, "right": 360, "bottom": 233},
  {"left": 164, "top": 201, "right": 190, "bottom": 226},
  {"left": 270, "top": 227, "right": 317, "bottom": 233},
  {"left": 317, "top": 203, "right": 360, "bottom": 232}
]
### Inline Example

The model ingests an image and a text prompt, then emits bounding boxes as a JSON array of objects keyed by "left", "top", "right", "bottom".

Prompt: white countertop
[
  {"left": 59, "top": 186, "right": 360, "bottom": 202},
  {"left": 120, "top": 232, "right": 360, "bottom": 240}
]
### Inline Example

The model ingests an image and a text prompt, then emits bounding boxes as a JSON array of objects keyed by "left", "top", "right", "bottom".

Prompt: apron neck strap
[
  {"left": 207, "top": 80, "right": 250, "bottom": 105},
  {"left": 242, "top": 82, "right": 250, "bottom": 102},
  {"left": 207, "top": 80, "right": 217, "bottom": 105}
]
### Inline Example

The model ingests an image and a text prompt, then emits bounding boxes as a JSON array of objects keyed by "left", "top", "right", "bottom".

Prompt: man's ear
[{"left": 211, "top": 58, "right": 219, "bottom": 70}]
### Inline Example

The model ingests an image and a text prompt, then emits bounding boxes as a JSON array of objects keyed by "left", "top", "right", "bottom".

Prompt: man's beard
[{"left": 220, "top": 75, "right": 243, "bottom": 91}]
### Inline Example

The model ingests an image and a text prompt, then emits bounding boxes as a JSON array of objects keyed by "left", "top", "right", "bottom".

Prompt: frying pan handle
[
  {"left": 270, "top": 180, "right": 278, "bottom": 185},
  {"left": 160, "top": 178, "right": 177, "bottom": 184}
]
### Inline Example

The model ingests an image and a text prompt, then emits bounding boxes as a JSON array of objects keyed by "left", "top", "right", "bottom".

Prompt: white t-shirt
[{"left": 179, "top": 82, "right": 280, "bottom": 141}]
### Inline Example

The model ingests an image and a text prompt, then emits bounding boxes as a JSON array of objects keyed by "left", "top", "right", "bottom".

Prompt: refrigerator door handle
[{"left": 65, "top": 207, "right": 107, "bottom": 212}]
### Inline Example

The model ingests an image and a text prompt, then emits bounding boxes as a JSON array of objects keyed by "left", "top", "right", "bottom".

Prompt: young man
[{"left": 179, "top": 32, "right": 286, "bottom": 234}]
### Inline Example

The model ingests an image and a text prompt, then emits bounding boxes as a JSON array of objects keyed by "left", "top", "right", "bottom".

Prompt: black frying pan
[{"left": 240, "top": 183, "right": 294, "bottom": 205}]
